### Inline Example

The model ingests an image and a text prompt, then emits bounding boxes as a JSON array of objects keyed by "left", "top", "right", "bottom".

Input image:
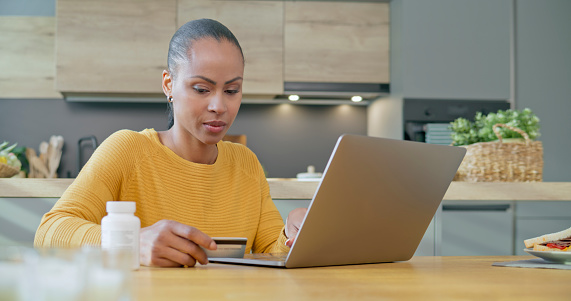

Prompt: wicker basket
[
  {"left": 454, "top": 124, "right": 543, "bottom": 182},
  {"left": 0, "top": 162, "right": 19, "bottom": 178}
]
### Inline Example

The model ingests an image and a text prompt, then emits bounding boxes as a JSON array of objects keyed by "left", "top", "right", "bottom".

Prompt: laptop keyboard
[{"left": 246, "top": 253, "right": 289, "bottom": 261}]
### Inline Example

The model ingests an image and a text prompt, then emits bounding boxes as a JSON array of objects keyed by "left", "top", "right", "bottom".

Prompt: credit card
[{"left": 203, "top": 237, "right": 247, "bottom": 258}]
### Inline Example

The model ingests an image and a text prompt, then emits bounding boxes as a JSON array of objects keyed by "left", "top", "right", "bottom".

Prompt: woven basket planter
[
  {"left": 0, "top": 162, "right": 19, "bottom": 178},
  {"left": 454, "top": 124, "right": 543, "bottom": 182}
]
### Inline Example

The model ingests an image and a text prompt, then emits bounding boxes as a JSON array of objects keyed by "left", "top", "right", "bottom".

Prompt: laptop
[{"left": 209, "top": 134, "right": 466, "bottom": 268}]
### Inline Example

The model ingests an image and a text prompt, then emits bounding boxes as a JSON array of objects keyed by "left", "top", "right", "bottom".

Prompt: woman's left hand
[{"left": 285, "top": 208, "right": 308, "bottom": 248}]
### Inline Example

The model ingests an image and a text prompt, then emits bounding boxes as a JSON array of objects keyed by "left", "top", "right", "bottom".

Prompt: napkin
[{"left": 493, "top": 258, "right": 571, "bottom": 270}]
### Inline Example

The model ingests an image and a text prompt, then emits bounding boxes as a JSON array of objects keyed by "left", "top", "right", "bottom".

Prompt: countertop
[
  {"left": 1, "top": 178, "right": 570, "bottom": 201},
  {"left": 131, "top": 256, "right": 570, "bottom": 300}
]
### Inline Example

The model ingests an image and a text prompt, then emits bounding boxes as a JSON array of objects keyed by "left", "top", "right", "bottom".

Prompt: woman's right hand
[{"left": 139, "top": 220, "right": 217, "bottom": 267}]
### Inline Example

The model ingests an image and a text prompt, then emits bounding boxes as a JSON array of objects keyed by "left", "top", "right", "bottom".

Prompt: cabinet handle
[{"left": 442, "top": 204, "right": 511, "bottom": 212}]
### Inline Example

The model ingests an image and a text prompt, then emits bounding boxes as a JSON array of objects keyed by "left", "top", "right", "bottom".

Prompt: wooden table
[
  {"left": 132, "top": 256, "right": 570, "bottom": 300},
  {"left": 2, "top": 178, "right": 571, "bottom": 201}
]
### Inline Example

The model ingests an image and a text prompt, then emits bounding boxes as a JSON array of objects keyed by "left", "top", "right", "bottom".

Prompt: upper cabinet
[
  {"left": 395, "top": 0, "right": 511, "bottom": 100},
  {"left": 0, "top": 17, "right": 60, "bottom": 99},
  {"left": 178, "top": 0, "right": 284, "bottom": 95},
  {"left": 284, "top": 1, "right": 389, "bottom": 83},
  {"left": 56, "top": 0, "right": 176, "bottom": 94},
  {"left": 54, "top": 0, "right": 390, "bottom": 96}
]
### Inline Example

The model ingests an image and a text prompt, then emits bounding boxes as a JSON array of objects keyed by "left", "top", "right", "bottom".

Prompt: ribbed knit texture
[{"left": 34, "top": 129, "right": 289, "bottom": 254}]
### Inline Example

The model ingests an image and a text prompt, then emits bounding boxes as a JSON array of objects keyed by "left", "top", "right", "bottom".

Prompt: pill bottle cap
[{"left": 106, "top": 201, "right": 136, "bottom": 213}]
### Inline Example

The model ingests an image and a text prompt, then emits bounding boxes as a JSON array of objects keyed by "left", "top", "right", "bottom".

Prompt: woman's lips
[{"left": 204, "top": 121, "right": 227, "bottom": 133}]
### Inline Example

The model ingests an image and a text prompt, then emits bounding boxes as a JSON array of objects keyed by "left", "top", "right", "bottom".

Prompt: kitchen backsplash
[{"left": 0, "top": 99, "right": 367, "bottom": 178}]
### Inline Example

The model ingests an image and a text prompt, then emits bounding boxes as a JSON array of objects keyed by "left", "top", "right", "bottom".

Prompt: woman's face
[{"left": 165, "top": 38, "right": 244, "bottom": 145}]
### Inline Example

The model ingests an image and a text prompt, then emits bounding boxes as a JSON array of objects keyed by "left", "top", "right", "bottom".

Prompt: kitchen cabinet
[
  {"left": 515, "top": 0, "right": 571, "bottom": 182},
  {"left": 177, "top": 0, "right": 284, "bottom": 95},
  {"left": 395, "top": 0, "right": 511, "bottom": 100},
  {"left": 0, "top": 17, "right": 61, "bottom": 99},
  {"left": 414, "top": 214, "right": 440, "bottom": 256},
  {"left": 54, "top": 0, "right": 389, "bottom": 97},
  {"left": 55, "top": 0, "right": 176, "bottom": 94},
  {"left": 284, "top": 1, "right": 389, "bottom": 83},
  {"left": 273, "top": 199, "right": 311, "bottom": 223},
  {"left": 514, "top": 201, "right": 571, "bottom": 255},
  {"left": 441, "top": 201, "right": 514, "bottom": 256},
  {"left": 0, "top": 198, "right": 58, "bottom": 245}
]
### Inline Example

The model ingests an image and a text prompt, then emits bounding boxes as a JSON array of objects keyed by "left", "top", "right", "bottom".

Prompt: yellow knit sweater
[{"left": 34, "top": 129, "right": 289, "bottom": 254}]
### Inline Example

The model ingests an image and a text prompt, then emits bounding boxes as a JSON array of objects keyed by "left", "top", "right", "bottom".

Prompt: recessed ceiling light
[
  {"left": 351, "top": 96, "right": 363, "bottom": 102},
  {"left": 288, "top": 95, "right": 300, "bottom": 101}
]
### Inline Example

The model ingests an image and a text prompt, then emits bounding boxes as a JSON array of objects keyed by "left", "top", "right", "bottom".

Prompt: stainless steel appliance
[{"left": 403, "top": 99, "right": 511, "bottom": 143}]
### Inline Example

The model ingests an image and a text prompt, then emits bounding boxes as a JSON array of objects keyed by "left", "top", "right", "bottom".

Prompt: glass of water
[{"left": 0, "top": 246, "right": 26, "bottom": 301}]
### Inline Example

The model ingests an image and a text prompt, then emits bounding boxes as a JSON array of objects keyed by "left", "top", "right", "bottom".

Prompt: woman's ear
[{"left": 162, "top": 70, "right": 173, "bottom": 98}]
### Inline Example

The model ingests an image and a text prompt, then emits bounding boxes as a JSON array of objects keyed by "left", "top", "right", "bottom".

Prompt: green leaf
[{"left": 449, "top": 108, "right": 540, "bottom": 145}]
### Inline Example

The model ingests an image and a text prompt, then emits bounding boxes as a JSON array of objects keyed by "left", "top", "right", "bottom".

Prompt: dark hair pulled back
[{"left": 166, "top": 19, "right": 244, "bottom": 129}]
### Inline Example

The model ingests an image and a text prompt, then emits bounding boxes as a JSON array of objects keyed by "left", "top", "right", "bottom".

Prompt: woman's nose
[{"left": 208, "top": 94, "right": 227, "bottom": 114}]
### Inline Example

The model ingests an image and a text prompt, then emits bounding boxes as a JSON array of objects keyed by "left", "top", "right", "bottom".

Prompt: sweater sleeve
[
  {"left": 34, "top": 130, "right": 137, "bottom": 247},
  {"left": 251, "top": 165, "right": 291, "bottom": 254}
]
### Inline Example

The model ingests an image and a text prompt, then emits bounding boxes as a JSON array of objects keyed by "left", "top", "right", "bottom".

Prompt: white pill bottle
[{"left": 101, "top": 201, "right": 140, "bottom": 270}]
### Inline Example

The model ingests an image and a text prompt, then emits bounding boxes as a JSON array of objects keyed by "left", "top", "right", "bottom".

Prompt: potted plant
[
  {"left": 449, "top": 108, "right": 540, "bottom": 146},
  {"left": 0, "top": 142, "right": 23, "bottom": 178},
  {"left": 449, "top": 108, "right": 543, "bottom": 182}
]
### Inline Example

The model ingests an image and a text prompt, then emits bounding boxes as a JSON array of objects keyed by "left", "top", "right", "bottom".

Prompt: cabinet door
[
  {"left": 272, "top": 199, "right": 311, "bottom": 223},
  {"left": 178, "top": 0, "right": 284, "bottom": 95},
  {"left": 0, "top": 17, "right": 60, "bottom": 99},
  {"left": 441, "top": 202, "right": 514, "bottom": 256},
  {"left": 414, "top": 216, "right": 437, "bottom": 256},
  {"left": 284, "top": 1, "right": 389, "bottom": 83},
  {"left": 56, "top": 0, "right": 176, "bottom": 94},
  {"left": 515, "top": 201, "right": 571, "bottom": 255},
  {"left": 399, "top": 0, "right": 511, "bottom": 99},
  {"left": 0, "top": 198, "right": 59, "bottom": 245}
]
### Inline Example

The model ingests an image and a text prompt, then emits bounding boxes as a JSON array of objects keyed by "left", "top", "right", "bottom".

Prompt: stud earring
[{"left": 168, "top": 96, "right": 173, "bottom": 102}]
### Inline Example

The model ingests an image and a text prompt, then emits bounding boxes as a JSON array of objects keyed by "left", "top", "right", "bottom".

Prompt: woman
[{"left": 34, "top": 19, "right": 307, "bottom": 267}]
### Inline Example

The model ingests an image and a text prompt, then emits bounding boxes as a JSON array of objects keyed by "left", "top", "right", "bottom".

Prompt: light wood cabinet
[
  {"left": 177, "top": 0, "right": 284, "bottom": 95},
  {"left": 55, "top": 0, "right": 176, "bottom": 94},
  {"left": 53, "top": 0, "right": 389, "bottom": 96},
  {"left": 284, "top": 1, "right": 389, "bottom": 83},
  {"left": 0, "top": 17, "right": 61, "bottom": 99}
]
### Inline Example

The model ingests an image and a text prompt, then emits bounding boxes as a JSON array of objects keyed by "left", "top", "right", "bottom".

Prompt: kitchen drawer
[
  {"left": 414, "top": 215, "right": 438, "bottom": 256},
  {"left": 441, "top": 201, "right": 514, "bottom": 256},
  {"left": 515, "top": 201, "right": 571, "bottom": 218}
]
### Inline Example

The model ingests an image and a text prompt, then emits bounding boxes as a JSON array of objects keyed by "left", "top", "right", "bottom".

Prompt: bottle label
[{"left": 101, "top": 230, "right": 136, "bottom": 250}]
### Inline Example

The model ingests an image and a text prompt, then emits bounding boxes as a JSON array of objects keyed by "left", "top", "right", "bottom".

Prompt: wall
[
  {"left": 0, "top": 0, "right": 55, "bottom": 16},
  {"left": 367, "top": 0, "right": 403, "bottom": 140},
  {"left": 367, "top": 97, "right": 403, "bottom": 139},
  {"left": 515, "top": 0, "right": 571, "bottom": 181},
  {"left": 381, "top": 0, "right": 571, "bottom": 182},
  {"left": 0, "top": 0, "right": 367, "bottom": 179},
  {"left": 0, "top": 100, "right": 367, "bottom": 178}
]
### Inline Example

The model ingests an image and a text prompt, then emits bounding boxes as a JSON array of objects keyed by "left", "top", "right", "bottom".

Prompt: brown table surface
[
  {"left": 132, "top": 256, "right": 570, "bottom": 300},
  {"left": 2, "top": 178, "right": 571, "bottom": 201}
]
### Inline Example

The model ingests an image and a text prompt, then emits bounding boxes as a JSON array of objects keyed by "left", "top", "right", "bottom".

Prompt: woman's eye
[
  {"left": 225, "top": 89, "right": 239, "bottom": 95},
  {"left": 193, "top": 87, "right": 209, "bottom": 94}
]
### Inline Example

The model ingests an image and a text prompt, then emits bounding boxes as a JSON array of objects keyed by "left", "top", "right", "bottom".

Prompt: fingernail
[
  {"left": 210, "top": 241, "right": 217, "bottom": 250},
  {"left": 285, "top": 239, "right": 291, "bottom": 247}
]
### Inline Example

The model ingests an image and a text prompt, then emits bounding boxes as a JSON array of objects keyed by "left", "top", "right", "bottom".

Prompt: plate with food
[
  {"left": 523, "top": 226, "right": 571, "bottom": 264},
  {"left": 524, "top": 248, "right": 571, "bottom": 264}
]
